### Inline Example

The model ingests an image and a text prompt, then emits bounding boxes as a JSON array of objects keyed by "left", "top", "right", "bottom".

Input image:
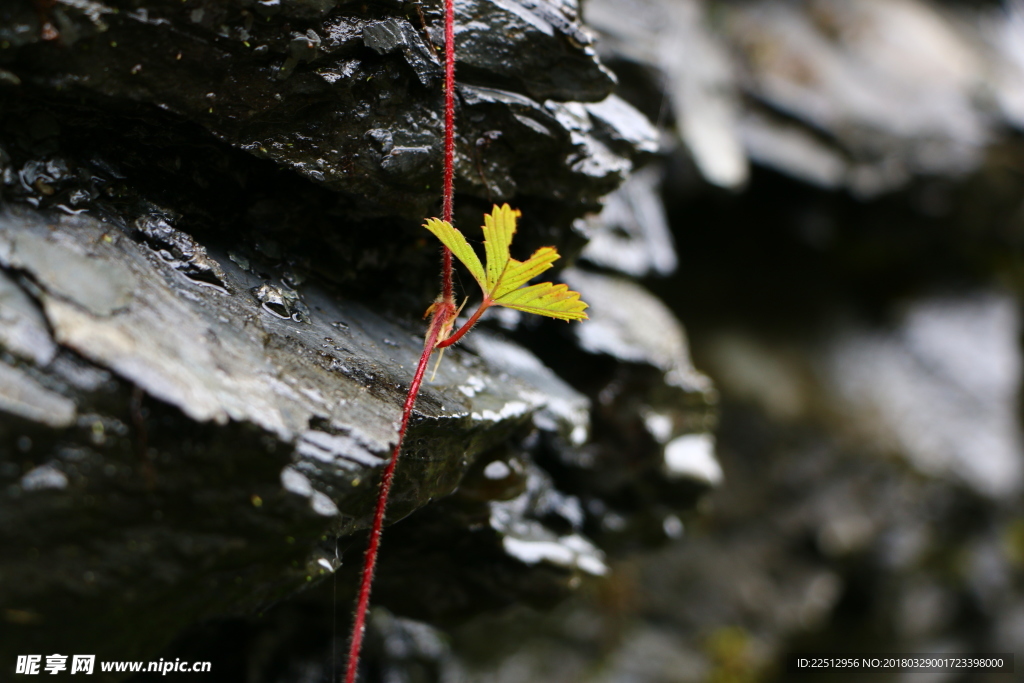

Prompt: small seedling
[
  {"left": 427, "top": 204, "right": 589, "bottom": 348},
  {"left": 343, "top": 1, "right": 587, "bottom": 681},
  {"left": 343, "top": 205, "right": 587, "bottom": 683}
]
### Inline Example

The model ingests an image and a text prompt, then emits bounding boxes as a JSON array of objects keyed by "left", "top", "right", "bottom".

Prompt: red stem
[
  {"left": 344, "top": 1, "right": 459, "bottom": 679},
  {"left": 440, "top": 0, "right": 457, "bottom": 304},
  {"left": 436, "top": 299, "right": 490, "bottom": 348},
  {"left": 343, "top": 305, "right": 453, "bottom": 683}
]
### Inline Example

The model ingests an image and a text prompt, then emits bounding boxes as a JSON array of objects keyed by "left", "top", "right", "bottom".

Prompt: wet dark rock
[
  {"left": 0, "top": 269, "right": 58, "bottom": 367},
  {"left": 588, "top": 0, "right": 747, "bottom": 189},
  {"left": 0, "top": 0, "right": 635, "bottom": 220},
  {"left": 590, "top": 0, "right": 1024, "bottom": 196},
  {"left": 420, "top": 264, "right": 1024, "bottom": 683},
  {"left": 11, "top": 0, "right": 1023, "bottom": 680},
  {"left": 0, "top": 361, "right": 77, "bottom": 428},
  {"left": 0, "top": 201, "right": 592, "bottom": 511},
  {"left": 133, "top": 212, "right": 229, "bottom": 290},
  {"left": 369, "top": 451, "right": 606, "bottom": 623},
  {"left": 577, "top": 165, "right": 676, "bottom": 277},
  {"left": 361, "top": 610, "right": 449, "bottom": 683},
  {"left": 361, "top": 18, "right": 440, "bottom": 86},
  {"left": 447, "top": 0, "right": 615, "bottom": 103},
  {"left": 0, "top": 201, "right": 657, "bottom": 669},
  {"left": 431, "top": 1, "right": 1024, "bottom": 681},
  {"left": 525, "top": 268, "right": 718, "bottom": 549},
  {"left": 383, "top": 0, "right": 1024, "bottom": 676},
  {"left": 815, "top": 292, "right": 1023, "bottom": 499},
  {"left": 463, "top": 330, "right": 590, "bottom": 447},
  {"left": 0, "top": 0, "right": 719, "bottom": 680}
]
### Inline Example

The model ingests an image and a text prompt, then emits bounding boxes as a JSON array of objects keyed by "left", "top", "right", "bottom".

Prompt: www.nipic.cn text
[{"left": 15, "top": 654, "right": 212, "bottom": 675}]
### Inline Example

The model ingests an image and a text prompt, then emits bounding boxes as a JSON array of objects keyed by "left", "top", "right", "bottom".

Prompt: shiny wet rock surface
[
  {"left": 6, "top": 0, "right": 1024, "bottom": 682},
  {"left": 0, "top": 0, "right": 714, "bottom": 680}
]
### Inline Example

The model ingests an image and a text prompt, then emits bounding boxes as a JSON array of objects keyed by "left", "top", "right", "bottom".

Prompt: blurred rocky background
[{"left": 2, "top": 0, "right": 1024, "bottom": 682}]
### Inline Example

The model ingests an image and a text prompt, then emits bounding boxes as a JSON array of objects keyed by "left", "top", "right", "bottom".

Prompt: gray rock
[
  {"left": 0, "top": 269, "right": 57, "bottom": 366},
  {"left": 0, "top": 362, "right": 76, "bottom": 428},
  {"left": 1, "top": 0, "right": 635, "bottom": 220},
  {"left": 563, "top": 268, "right": 710, "bottom": 393},
  {"left": 578, "top": 165, "right": 677, "bottom": 277},
  {"left": 591, "top": 0, "right": 1024, "bottom": 195},
  {"left": 820, "top": 292, "right": 1024, "bottom": 499},
  {"left": 448, "top": 0, "right": 616, "bottom": 103},
  {"left": 0, "top": 1, "right": 719, "bottom": 678},
  {"left": 0, "top": 203, "right": 645, "bottom": 666},
  {"left": 542, "top": 268, "right": 718, "bottom": 546},
  {"left": 588, "top": 0, "right": 748, "bottom": 188}
]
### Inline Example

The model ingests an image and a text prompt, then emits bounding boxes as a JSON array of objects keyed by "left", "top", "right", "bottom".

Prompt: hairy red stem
[
  {"left": 440, "top": 0, "right": 457, "bottom": 304},
  {"left": 344, "top": 305, "right": 454, "bottom": 683},
  {"left": 436, "top": 299, "right": 490, "bottom": 348},
  {"left": 441, "top": 0, "right": 456, "bottom": 223},
  {"left": 344, "top": 1, "right": 459, "bottom": 680}
]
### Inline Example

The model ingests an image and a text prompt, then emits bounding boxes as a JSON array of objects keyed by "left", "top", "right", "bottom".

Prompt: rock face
[
  {"left": 0, "top": 0, "right": 716, "bottom": 680},
  {"left": 1, "top": 0, "right": 645, "bottom": 220},
  {"left": 422, "top": 0, "right": 1024, "bottom": 681},
  {"left": 7, "top": 0, "right": 1024, "bottom": 681},
  {"left": 590, "top": 0, "right": 1024, "bottom": 196}
]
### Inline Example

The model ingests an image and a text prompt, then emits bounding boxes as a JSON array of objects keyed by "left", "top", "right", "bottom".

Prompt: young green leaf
[
  {"left": 423, "top": 204, "right": 588, "bottom": 321},
  {"left": 423, "top": 218, "right": 485, "bottom": 287},
  {"left": 494, "top": 281, "right": 587, "bottom": 320}
]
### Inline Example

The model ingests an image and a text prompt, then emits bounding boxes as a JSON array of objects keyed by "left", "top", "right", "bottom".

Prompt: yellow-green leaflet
[
  {"left": 495, "top": 281, "right": 588, "bottom": 320},
  {"left": 423, "top": 217, "right": 485, "bottom": 287},
  {"left": 422, "top": 204, "right": 589, "bottom": 321}
]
